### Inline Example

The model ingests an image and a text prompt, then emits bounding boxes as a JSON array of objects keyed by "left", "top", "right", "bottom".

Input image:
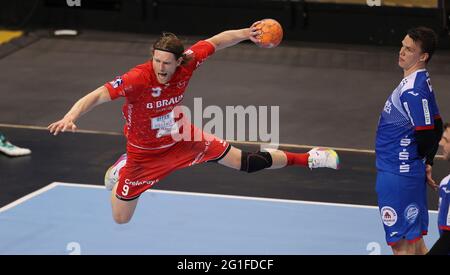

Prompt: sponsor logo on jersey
[
  {"left": 146, "top": 95, "right": 184, "bottom": 109},
  {"left": 400, "top": 138, "right": 411, "bottom": 147},
  {"left": 124, "top": 178, "right": 159, "bottom": 187},
  {"left": 405, "top": 204, "right": 419, "bottom": 224},
  {"left": 400, "top": 164, "right": 410, "bottom": 173},
  {"left": 407, "top": 91, "right": 419, "bottom": 96},
  {"left": 399, "top": 150, "right": 409, "bottom": 161},
  {"left": 422, "top": 99, "right": 431, "bottom": 125},
  {"left": 381, "top": 206, "right": 397, "bottom": 227}
]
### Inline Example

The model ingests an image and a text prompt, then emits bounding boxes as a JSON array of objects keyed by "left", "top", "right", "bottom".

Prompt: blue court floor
[{"left": 0, "top": 182, "right": 439, "bottom": 255}]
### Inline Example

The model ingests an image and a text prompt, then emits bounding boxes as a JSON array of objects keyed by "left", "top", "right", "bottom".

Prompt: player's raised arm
[
  {"left": 205, "top": 21, "right": 262, "bottom": 51},
  {"left": 48, "top": 86, "right": 111, "bottom": 136}
]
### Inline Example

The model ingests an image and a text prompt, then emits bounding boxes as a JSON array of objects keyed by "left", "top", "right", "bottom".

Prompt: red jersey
[{"left": 104, "top": 40, "right": 215, "bottom": 149}]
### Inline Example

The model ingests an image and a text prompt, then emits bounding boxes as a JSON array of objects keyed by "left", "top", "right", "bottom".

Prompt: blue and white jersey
[
  {"left": 438, "top": 174, "right": 450, "bottom": 234},
  {"left": 376, "top": 69, "right": 440, "bottom": 177}
]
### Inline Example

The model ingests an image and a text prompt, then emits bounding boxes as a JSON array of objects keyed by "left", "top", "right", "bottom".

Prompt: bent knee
[
  {"left": 111, "top": 192, "right": 138, "bottom": 224},
  {"left": 111, "top": 204, "right": 135, "bottom": 224},
  {"left": 113, "top": 213, "right": 132, "bottom": 224},
  {"left": 241, "top": 151, "right": 273, "bottom": 173}
]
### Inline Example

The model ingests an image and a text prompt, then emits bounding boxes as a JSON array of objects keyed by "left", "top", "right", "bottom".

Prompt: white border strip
[
  {"left": 0, "top": 181, "right": 439, "bottom": 214},
  {"left": 0, "top": 182, "right": 60, "bottom": 213},
  {"left": 54, "top": 182, "right": 439, "bottom": 213}
]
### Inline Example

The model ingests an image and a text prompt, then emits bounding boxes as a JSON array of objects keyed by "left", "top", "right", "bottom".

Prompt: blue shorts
[
  {"left": 438, "top": 177, "right": 450, "bottom": 234},
  {"left": 376, "top": 171, "right": 428, "bottom": 246}
]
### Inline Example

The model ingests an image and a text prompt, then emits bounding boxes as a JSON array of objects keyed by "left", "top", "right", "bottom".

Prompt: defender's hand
[{"left": 426, "top": 164, "right": 438, "bottom": 191}]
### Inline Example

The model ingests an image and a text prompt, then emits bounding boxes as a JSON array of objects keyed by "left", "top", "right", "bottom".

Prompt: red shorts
[{"left": 115, "top": 125, "right": 230, "bottom": 200}]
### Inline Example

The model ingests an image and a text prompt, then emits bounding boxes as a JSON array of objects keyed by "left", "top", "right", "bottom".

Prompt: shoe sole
[
  {"left": 104, "top": 155, "right": 127, "bottom": 190},
  {"left": 327, "top": 149, "right": 340, "bottom": 170},
  {"left": 104, "top": 166, "right": 115, "bottom": 190}
]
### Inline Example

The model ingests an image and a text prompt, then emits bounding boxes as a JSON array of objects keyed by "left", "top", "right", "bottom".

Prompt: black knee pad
[{"left": 240, "top": 151, "right": 273, "bottom": 173}]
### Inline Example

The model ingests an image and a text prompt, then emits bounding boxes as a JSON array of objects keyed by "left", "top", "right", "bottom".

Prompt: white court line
[
  {"left": 0, "top": 123, "right": 121, "bottom": 136},
  {"left": 0, "top": 123, "right": 373, "bottom": 154},
  {"left": 54, "top": 182, "right": 439, "bottom": 213},
  {"left": 0, "top": 182, "right": 60, "bottom": 213}
]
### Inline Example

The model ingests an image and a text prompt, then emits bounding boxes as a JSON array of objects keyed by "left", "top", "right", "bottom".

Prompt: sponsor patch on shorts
[
  {"left": 405, "top": 203, "right": 419, "bottom": 225},
  {"left": 381, "top": 206, "right": 397, "bottom": 227}
]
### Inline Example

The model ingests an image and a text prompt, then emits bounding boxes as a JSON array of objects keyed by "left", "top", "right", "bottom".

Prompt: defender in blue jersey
[
  {"left": 428, "top": 123, "right": 450, "bottom": 255},
  {"left": 375, "top": 27, "right": 443, "bottom": 255}
]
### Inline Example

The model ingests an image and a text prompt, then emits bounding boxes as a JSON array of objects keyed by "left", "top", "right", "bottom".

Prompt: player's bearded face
[
  {"left": 439, "top": 129, "right": 450, "bottom": 161},
  {"left": 152, "top": 50, "right": 182, "bottom": 84},
  {"left": 398, "top": 35, "right": 427, "bottom": 70}
]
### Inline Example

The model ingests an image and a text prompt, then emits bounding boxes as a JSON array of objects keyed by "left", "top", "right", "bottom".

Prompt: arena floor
[{"left": 1, "top": 30, "right": 449, "bottom": 254}]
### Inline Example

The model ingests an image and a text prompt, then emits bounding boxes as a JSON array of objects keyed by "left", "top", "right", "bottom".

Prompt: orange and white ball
[{"left": 255, "top": 19, "right": 283, "bottom": 48}]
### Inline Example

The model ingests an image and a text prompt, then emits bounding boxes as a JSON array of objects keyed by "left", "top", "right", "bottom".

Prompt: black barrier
[
  {"left": 0, "top": 0, "right": 448, "bottom": 47},
  {"left": 45, "top": 0, "right": 122, "bottom": 10},
  {"left": 442, "top": 0, "right": 450, "bottom": 32}
]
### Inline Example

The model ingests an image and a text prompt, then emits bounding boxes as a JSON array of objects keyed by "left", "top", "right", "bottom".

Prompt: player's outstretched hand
[
  {"left": 249, "top": 21, "right": 262, "bottom": 44},
  {"left": 48, "top": 117, "right": 77, "bottom": 136}
]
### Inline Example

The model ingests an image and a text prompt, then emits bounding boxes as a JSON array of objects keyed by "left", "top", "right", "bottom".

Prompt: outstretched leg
[
  {"left": 104, "top": 144, "right": 339, "bottom": 224},
  {"left": 218, "top": 146, "right": 339, "bottom": 172}
]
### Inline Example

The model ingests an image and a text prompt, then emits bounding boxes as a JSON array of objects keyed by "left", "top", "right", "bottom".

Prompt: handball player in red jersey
[{"left": 48, "top": 21, "right": 339, "bottom": 224}]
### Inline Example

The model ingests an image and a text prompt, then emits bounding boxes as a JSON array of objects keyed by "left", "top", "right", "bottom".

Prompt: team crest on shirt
[
  {"left": 151, "top": 87, "right": 162, "bottom": 97},
  {"left": 381, "top": 206, "right": 397, "bottom": 227},
  {"left": 110, "top": 77, "right": 123, "bottom": 88},
  {"left": 404, "top": 204, "right": 419, "bottom": 224}
]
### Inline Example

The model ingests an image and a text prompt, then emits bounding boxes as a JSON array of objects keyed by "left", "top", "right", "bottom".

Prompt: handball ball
[{"left": 255, "top": 19, "right": 283, "bottom": 48}]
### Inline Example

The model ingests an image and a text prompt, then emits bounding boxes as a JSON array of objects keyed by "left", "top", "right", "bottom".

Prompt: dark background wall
[{"left": 1, "top": 0, "right": 449, "bottom": 47}]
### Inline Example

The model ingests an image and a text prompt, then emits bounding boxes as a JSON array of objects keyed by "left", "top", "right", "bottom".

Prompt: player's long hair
[{"left": 152, "top": 32, "right": 192, "bottom": 65}]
